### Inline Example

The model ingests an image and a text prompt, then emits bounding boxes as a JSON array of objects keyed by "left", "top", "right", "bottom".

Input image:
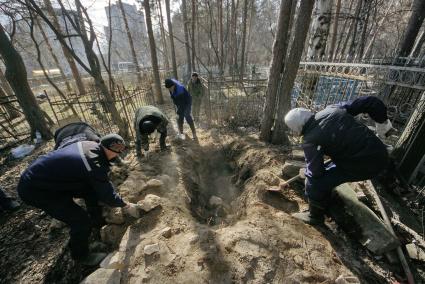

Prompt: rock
[
  {"left": 406, "top": 243, "right": 425, "bottom": 261},
  {"left": 281, "top": 160, "right": 305, "bottom": 178},
  {"left": 329, "top": 183, "right": 400, "bottom": 255},
  {"left": 80, "top": 268, "right": 121, "bottom": 284},
  {"left": 146, "top": 179, "right": 163, "bottom": 189},
  {"left": 137, "top": 194, "right": 161, "bottom": 212},
  {"left": 119, "top": 226, "right": 141, "bottom": 251},
  {"left": 100, "top": 225, "right": 128, "bottom": 247},
  {"left": 144, "top": 243, "right": 160, "bottom": 255},
  {"left": 291, "top": 149, "right": 305, "bottom": 161},
  {"left": 209, "top": 196, "right": 223, "bottom": 207},
  {"left": 335, "top": 275, "right": 360, "bottom": 284},
  {"left": 105, "top": 208, "right": 125, "bottom": 225},
  {"left": 160, "top": 227, "right": 172, "bottom": 238},
  {"left": 188, "top": 234, "right": 199, "bottom": 244},
  {"left": 100, "top": 251, "right": 126, "bottom": 270}
]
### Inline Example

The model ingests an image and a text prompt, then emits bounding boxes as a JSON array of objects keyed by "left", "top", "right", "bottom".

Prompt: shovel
[{"left": 268, "top": 159, "right": 332, "bottom": 193}]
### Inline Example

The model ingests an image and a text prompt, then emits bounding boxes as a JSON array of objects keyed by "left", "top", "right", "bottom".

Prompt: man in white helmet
[{"left": 284, "top": 96, "right": 390, "bottom": 225}]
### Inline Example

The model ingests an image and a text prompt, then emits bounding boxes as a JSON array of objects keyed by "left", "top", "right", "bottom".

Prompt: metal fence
[{"left": 0, "top": 84, "right": 154, "bottom": 150}]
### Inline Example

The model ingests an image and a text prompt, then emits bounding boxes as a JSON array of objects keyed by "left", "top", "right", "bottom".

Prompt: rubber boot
[
  {"left": 188, "top": 120, "right": 198, "bottom": 142},
  {"left": 292, "top": 201, "right": 325, "bottom": 225},
  {"left": 79, "top": 252, "right": 107, "bottom": 266}
]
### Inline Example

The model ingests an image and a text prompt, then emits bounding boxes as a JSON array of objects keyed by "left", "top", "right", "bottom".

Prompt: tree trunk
[
  {"left": 144, "top": 0, "right": 164, "bottom": 104},
  {"left": 410, "top": 30, "right": 425, "bottom": 58},
  {"left": 271, "top": 0, "right": 315, "bottom": 145},
  {"left": 398, "top": 0, "right": 425, "bottom": 57},
  {"left": 0, "top": 25, "right": 52, "bottom": 139},
  {"left": 165, "top": 0, "right": 178, "bottom": 79},
  {"left": 0, "top": 68, "right": 20, "bottom": 119},
  {"left": 34, "top": 16, "right": 72, "bottom": 93},
  {"left": 43, "top": 0, "right": 86, "bottom": 96},
  {"left": 239, "top": 0, "right": 249, "bottom": 79},
  {"left": 355, "top": 0, "right": 371, "bottom": 60},
  {"left": 218, "top": 0, "right": 224, "bottom": 75},
  {"left": 348, "top": 0, "right": 363, "bottom": 60},
  {"left": 75, "top": 0, "right": 129, "bottom": 139},
  {"left": 307, "top": 0, "right": 332, "bottom": 60},
  {"left": 118, "top": 0, "right": 143, "bottom": 84},
  {"left": 157, "top": 0, "right": 170, "bottom": 71},
  {"left": 334, "top": 0, "right": 354, "bottom": 60},
  {"left": 259, "top": 0, "right": 295, "bottom": 142},
  {"left": 328, "top": 0, "right": 341, "bottom": 59},
  {"left": 0, "top": 86, "right": 20, "bottom": 120},
  {"left": 395, "top": 91, "right": 425, "bottom": 182},
  {"left": 182, "top": 0, "right": 192, "bottom": 80},
  {"left": 191, "top": 0, "right": 196, "bottom": 70}
]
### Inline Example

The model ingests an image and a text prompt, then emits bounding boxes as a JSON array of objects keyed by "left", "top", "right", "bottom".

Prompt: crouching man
[
  {"left": 284, "top": 96, "right": 390, "bottom": 225},
  {"left": 54, "top": 121, "right": 101, "bottom": 150},
  {"left": 17, "top": 134, "right": 140, "bottom": 265},
  {"left": 134, "top": 105, "right": 169, "bottom": 157}
]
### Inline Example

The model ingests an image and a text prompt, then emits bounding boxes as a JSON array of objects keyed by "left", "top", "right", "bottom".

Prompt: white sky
[{"left": 82, "top": 0, "right": 139, "bottom": 29}]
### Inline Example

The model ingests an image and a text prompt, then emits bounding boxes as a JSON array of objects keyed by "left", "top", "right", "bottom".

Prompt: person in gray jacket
[{"left": 134, "top": 106, "right": 168, "bottom": 157}]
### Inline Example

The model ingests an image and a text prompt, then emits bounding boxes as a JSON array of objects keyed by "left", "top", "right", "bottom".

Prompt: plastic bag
[{"left": 11, "top": 144, "right": 35, "bottom": 159}]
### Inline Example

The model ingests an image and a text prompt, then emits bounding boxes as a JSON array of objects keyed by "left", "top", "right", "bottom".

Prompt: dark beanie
[
  {"left": 191, "top": 72, "right": 198, "bottom": 77},
  {"left": 100, "top": 133, "right": 126, "bottom": 153},
  {"left": 164, "top": 78, "right": 175, "bottom": 88}
]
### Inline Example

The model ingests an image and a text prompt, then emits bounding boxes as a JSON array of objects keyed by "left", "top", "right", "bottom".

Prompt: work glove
[
  {"left": 375, "top": 119, "right": 393, "bottom": 138},
  {"left": 299, "top": 168, "right": 306, "bottom": 179},
  {"left": 123, "top": 203, "right": 141, "bottom": 218}
]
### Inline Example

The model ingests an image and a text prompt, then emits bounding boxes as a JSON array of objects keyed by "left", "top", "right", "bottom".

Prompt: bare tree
[
  {"left": 260, "top": 0, "right": 295, "bottom": 142},
  {"left": 182, "top": 0, "right": 192, "bottom": 79},
  {"left": 191, "top": 0, "right": 196, "bottom": 70},
  {"left": 307, "top": 0, "right": 332, "bottom": 60},
  {"left": 156, "top": 0, "right": 170, "bottom": 70},
  {"left": 43, "top": 0, "right": 86, "bottom": 96},
  {"left": 328, "top": 0, "right": 341, "bottom": 59},
  {"left": 0, "top": 24, "right": 52, "bottom": 139},
  {"left": 271, "top": 0, "right": 315, "bottom": 144},
  {"left": 0, "top": 68, "right": 20, "bottom": 119},
  {"left": 410, "top": 29, "right": 425, "bottom": 58},
  {"left": 239, "top": 0, "right": 249, "bottom": 79},
  {"left": 165, "top": 0, "right": 178, "bottom": 79},
  {"left": 143, "top": 0, "right": 164, "bottom": 104},
  {"left": 398, "top": 0, "right": 425, "bottom": 57}
]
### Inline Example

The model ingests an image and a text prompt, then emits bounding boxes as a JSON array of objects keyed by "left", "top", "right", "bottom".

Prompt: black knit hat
[
  {"left": 100, "top": 133, "right": 126, "bottom": 153},
  {"left": 191, "top": 72, "right": 198, "bottom": 77},
  {"left": 164, "top": 78, "right": 175, "bottom": 88}
]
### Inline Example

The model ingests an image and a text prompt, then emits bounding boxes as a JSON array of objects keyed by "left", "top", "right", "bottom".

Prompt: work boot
[
  {"left": 188, "top": 120, "right": 198, "bottom": 141},
  {"left": 292, "top": 201, "right": 325, "bottom": 225},
  {"left": 79, "top": 252, "right": 107, "bottom": 266}
]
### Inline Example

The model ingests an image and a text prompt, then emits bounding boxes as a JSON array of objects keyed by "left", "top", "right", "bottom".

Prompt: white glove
[
  {"left": 299, "top": 168, "right": 306, "bottom": 179},
  {"left": 123, "top": 203, "right": 140, "bottom": 218},
  {"left": 375, "top": 119, "right": 393, "bottom": 138}
]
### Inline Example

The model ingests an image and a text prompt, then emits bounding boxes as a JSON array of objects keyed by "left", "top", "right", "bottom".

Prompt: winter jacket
[
  {"left": 302, "top": 105, "right": 388, "bottom": 180},
  {"left": 169, "top": 79, "right": 192, "bottom": 114},
  {"left": 187, "top": 79, "right": 205, "bottom": 98},
  {"left": 54, "top": 122, "right": 100, "bottom": 150},
  {"left": 19, "top": 141, "right": 125, "bottom": 207},
  {"left": 134, "top": 106, "right": 168, "bottom": 153}
]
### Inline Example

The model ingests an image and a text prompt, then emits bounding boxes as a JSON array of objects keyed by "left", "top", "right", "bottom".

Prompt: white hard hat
[{"left": 284, "top": 108, "right": 313, "bottom": 135}]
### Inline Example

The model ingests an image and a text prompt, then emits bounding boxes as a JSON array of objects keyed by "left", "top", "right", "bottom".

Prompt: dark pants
[
  {"left": 305, "top": 163, "right": 374, "bottom": 206},
  {"left": 0, "top": 187, "right": 13, "bottom": 210},
  {"left": 176, "top": 104, "right": 195, "bottom": 134},
  {"left": 192, "top": 96, "right": 202, "bottom": 121},
  {"left": 17, "top": 181, "right": 101, "bottom": 260}
]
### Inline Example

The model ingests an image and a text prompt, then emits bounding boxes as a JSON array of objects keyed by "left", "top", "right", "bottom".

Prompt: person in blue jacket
[
  {"left": 17, "top": 134, "right": 141, "bottom": 265},
  {"left": 284, "top": 96, "right": 391, "bottom": 225},
  {"left": 165, "top": 78, "right": 198, "bottom": 141}
]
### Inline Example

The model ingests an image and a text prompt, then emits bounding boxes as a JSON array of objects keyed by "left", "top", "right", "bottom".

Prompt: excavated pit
[{"left": 178, "top": 145, "right": 240, "bottom": 226}]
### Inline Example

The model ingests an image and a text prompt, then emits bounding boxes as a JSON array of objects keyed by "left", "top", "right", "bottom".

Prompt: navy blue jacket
[
  {"left": 20, "top": 141, "right": 125, "bottom": 207},
  {"left": 54, "top": 122, "right": 100, "bottom": 150},
  {"left": 302, "top": 104, "right": 388, "bottom": 180},
  {"left": 342, "top": 96, "right": 388, "bottom": 123},
  {"left": 169, "top": 79, "right": 192, "bottom": 113}
]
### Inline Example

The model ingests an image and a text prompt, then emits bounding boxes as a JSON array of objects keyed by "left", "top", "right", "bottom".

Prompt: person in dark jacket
[
  {"left": 134, "top": 106, "right": 169, "bottom": 156},
  {"left": 17, "top": 134, "right": 141, "bottom": 265},
  {"left": 284, "top": 96, "right": 391, "bottom": 225},
  {"left": 187, "top": 72, "right": 205, "bottom": 122},
  {"left": 54, "top": 122, "right": 101, "bottom": 150},
  {"left": 165, "top": 78, "right": 198, "bottom": 141}
]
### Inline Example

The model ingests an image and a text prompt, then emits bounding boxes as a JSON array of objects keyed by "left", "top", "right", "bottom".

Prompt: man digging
[
  {"left": 17, "top": 134, "right": 141, "bottom": 266},
  {"left": 284, "top": 96, "right": 392, "bottom": 225},
  {"left": 134, "top": 105, "right": 169, "bottom": 157}
]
